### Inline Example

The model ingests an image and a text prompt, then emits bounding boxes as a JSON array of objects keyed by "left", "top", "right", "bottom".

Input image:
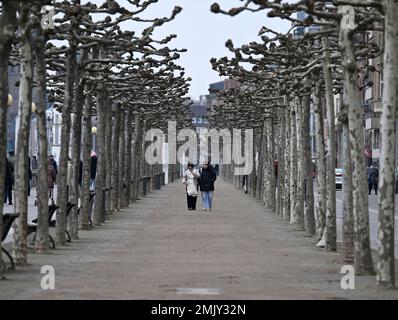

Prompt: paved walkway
[{"left": 1, "top": 180, "right": 397, "bottom": 299}]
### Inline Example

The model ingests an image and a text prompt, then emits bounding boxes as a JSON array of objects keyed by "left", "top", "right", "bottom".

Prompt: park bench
[
  {"left": 1, "top": 213, "right": 19, "bottom": 270},
  {"left": 76, "top": 192, "right": 95, "bottom": 226},
  {"left": 27, "top": 203, "right": 59, "bottom": 249},
  {"left": 27, "top": 202, "right": 76, "bottom": 247},
  {"left": 49, "top": 202, "right": 77, "bottom": 242}
]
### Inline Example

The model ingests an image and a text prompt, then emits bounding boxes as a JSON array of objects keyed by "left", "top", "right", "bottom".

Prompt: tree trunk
[
  {"left": 56, "top": 48, "right": 75, "bottom": 245},
  {"left": 33, "top": 27, "right": 50, "bottom": 252},
  {"left": 0, "top": 1, "right": 17, "bottom": 276},
  {"left": 289, "top": 103, "right": 298, "bottom": 224},
  {"left": 276, "top": 109, "right": 285, "bottom": 217},
  {"left": 125, "top": 108, "right": 133, "bottom": 206},
  {"left": 13, "top": 15, "right": 33, "bottom": 263},
  {"left": 322, "top": 35, "right": 337, "bottom": 252},
  {"left": 93, "top": 86, "right": 106, "bottom": 224},
  {"left": 132, "top": 114, "right": 142, "bottom": 201},
  {"left": 262, "top": 122, "right": 269, "bottom": 206},
  {"left": 302, "top": 93, "right": 315, "bottom": 235},
  {"left": 104, "top": 98, "right": 113, "bottom": 216},
  {"left": 283, "top": 106, "right": 291, "bottom": 221},
  {"left": 118, "top": 107, "right": 126, "bottom": 208},
  {"left": 377, "top": 0, "right": 398, "bottom": 287},
  {"left": 256, "top": 121, "right": 265, "bottom": 202},
  {"left": 79, "top": 87, "right": 92, "bottom": 229},
  {"left": 295, "top": 96, "right": 305, "bottom": 230},
  {"left": 340, "top": 107, "right": 354, "bottom": 265},
  {"left": 313, "top": 80, "right": 327, "bottom": 241},
  {"left": 339, "top": 11, "right": 374, "bottom": 273},
  {"left": 267, "top": 118, "right": 276, "bottom": 213},
  {"left": 69, "top": 49, "right": 87, "bottom": 239},
  {"left": 111, "top": 103, "right": 121, "bottom": 210}
]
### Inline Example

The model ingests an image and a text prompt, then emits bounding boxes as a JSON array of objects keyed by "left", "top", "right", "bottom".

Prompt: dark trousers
[
  {"left": 187, "top": 194, "right": 197, "bottom": 210},
  {"left": 368, "top": 182, "right": 378, "bottom": 195},
  {"left": 3, "top": 183, "right": 12, "bottom": 204}
]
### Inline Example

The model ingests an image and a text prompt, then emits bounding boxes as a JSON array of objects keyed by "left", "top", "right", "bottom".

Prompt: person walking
[
  {"left": 368, "top": 164, "right": 379, "bottom": 195},
  {"left": 199, "top": 160, "right": 217, "bottom": 211},
  {"left": 182, "top": 163, "right": 200, "bottom": 210},
  {"left": 4, "top": 156, "right": 14, "bottom": 205},
  {"left": 49, "top": 154, "right": 58, "bottom": 175},
  {"left": 47, "top": 156, "right": 57, "bottom": 201}
]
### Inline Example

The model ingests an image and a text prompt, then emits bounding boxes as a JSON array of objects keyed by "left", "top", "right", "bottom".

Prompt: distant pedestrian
[
  {"left": 182, "top": 163, "right": 200, "bottom": 210},
  {"left": 368, "top": 164, "right": 379, "bottom": 195},
  {"left": 4, "top": 156, "right": 14, "bottom": 205},
  {"left": 199, "top": 160, "right": 217, "bottom": 211},
  {"left": 47, "top": 156, "right": 57, "bottom": 201},
  {"left": 90, "top": 151, "right": 97, "bottom": 191},
  {"left": 49, "top": 154, "right": 58, "bottom": 175}
]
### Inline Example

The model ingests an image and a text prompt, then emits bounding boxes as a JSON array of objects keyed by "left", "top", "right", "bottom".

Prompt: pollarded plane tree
[
  {"left": 210, "top": 25, "right": 337, "bottom": 238},
  {"left": 5, "top": 0, "right": 190, "bottom": 267},
  {"left": 211, "top": 0, "right": 395, "bottom": 285}
]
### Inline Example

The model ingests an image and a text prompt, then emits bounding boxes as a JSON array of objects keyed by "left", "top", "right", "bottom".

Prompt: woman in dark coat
[{"left": 199, "top": 161, "right": 217, "bottom": 211}]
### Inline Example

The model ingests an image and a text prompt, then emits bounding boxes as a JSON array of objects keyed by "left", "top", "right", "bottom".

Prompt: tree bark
[
  {"left": 276, "top": 109, "right": 285, "bottom": 217},
  {"left": 289, "top": 103, "right": 298, "bottom": 224},
  {"left": 322, "top": 35, "right": 337, "bottom": 252},
  {"left": 283, "top": 106, "right": 291, "bottom": 221},
  {"left": 33, "top": 26, "right": 50, "bottom": 252},
  {"left": 79, "top": 86, "right": 92, "bottom": 229},
  {"left": 340, "top": 107, "right": 354, "bottom": 265},
  {"left": 339, "top": 11, "right": 374, "bottom": 273},
  {"left": 125, "top": 108, "right": 133, "bottom": 206},
  {"left": 313, "top": 80, "right": 327, "bottom": 241},
  {"left": 13, "top": 11, "right": 33, "bottom": 263},
  {"left": 302, "top": 93, "right": 315, "bottom": 235},
  {"left": 118, "top": 107, "right": 126, "bottom": 208},
  {"left": 377, "top": 0, "right": 398, "bottom": 287},
  {"left": 0, "top": 0, "right": 17, "bottom": 276},
  {"left": 104, "top": 98, "right": 113, "bottom": 216},
  {"left": 295, "top": 96, "right": 305, "bottom": 230},
  {"left": 93, "top": 86, "right": 106, "bottom": 224},
  {"left": 69, "top": 49, "right": 87, "bottom": 239},
  {"left": 256, "top": 121, "right": 265, "bottom": 202},
  {"left": 56, "top": 48, "right": 75, "bottom": 245},
  {"left": 111, "top": 103, "right": 121, "bottom": 210}
]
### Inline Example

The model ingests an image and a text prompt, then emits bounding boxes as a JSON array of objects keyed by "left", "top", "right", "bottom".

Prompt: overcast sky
[{"left": 84, "top": 0, "right": 291, "bottom": 100}]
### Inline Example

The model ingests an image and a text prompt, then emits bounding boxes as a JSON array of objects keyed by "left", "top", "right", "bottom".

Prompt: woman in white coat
[{"left": 182, "top": 163, "right": 200, "bottom": 210}]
